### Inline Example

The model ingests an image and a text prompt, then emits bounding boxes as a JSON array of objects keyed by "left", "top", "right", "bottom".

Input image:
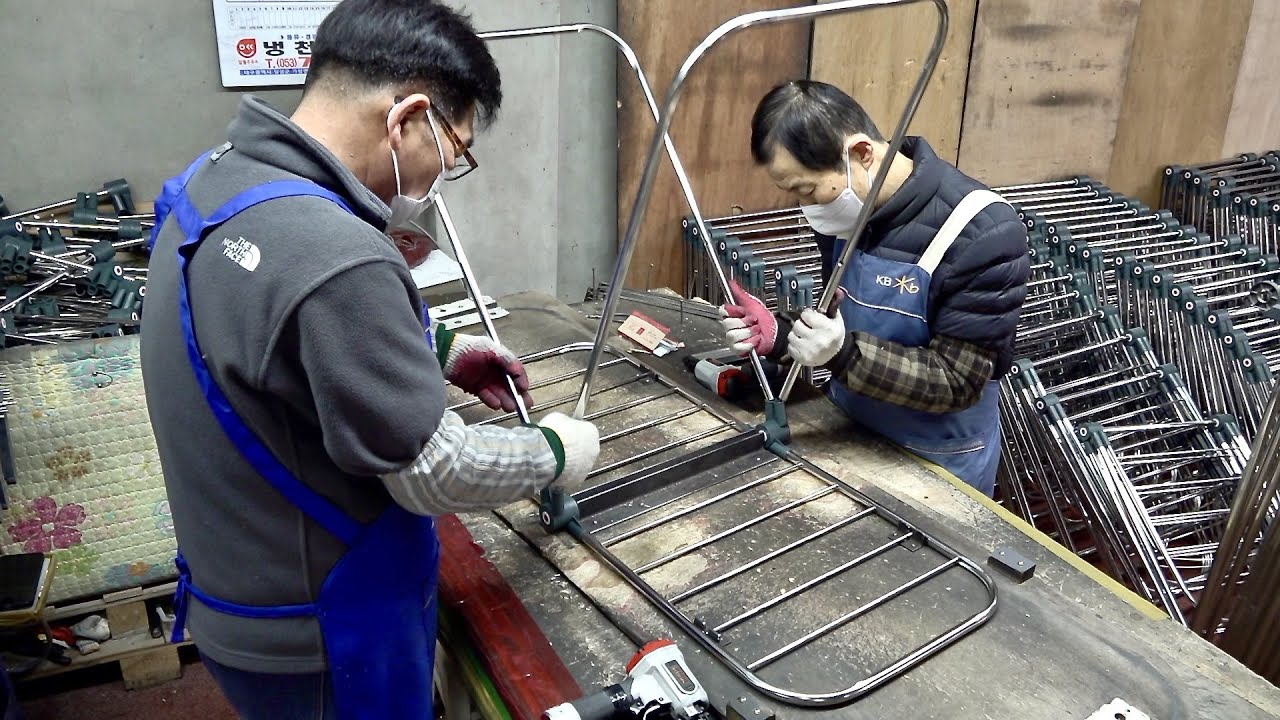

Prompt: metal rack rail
[
  {"left": 462, "top": 7, "right": 1000, "bottom": 707},
  {"left": 992, "top": 181, "right": 1253, "bottom": 624},
  {"left": 1003, "top": 177, "right": 1277, "bottom": 440},
  {"left": 449, "top": 342, "right": 997, "bottom": 706}
]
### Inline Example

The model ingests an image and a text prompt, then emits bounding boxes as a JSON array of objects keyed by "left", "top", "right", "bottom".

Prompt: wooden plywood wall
[
  {"left": 810, "top": 0, "right": 978, "bottom": 164},
  {"left": 957, "top": 0, "right": 1142, "bottom": 187},
  {"left": 1108, "top": 0, "right": 1254, "bottom": 204},
  {"left": 614, "top": 0, "right": 1278, "bottom": 295},
  {"left": 1220, "top": 0, "right": 1280, "bottom": 158},
  {"left": 616, "top": 0, "right": 812, "bottom": 291}
]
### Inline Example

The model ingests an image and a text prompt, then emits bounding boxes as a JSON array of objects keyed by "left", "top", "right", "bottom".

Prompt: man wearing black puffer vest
[{"left": 719, "top": 80, "right": 1030, "bottom": 497}]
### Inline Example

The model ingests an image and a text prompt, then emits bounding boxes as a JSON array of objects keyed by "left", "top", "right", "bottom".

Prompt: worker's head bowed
[
  {"left": 292, "top": 0, "right": 502, "bottom": 206},
  {"left": 751, "top": 81, "right": 909, "bottom": 239}
]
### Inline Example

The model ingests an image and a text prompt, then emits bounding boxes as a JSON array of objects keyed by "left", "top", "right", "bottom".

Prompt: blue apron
[
  {"left": 156, "top": 150, "right": 440, "bottom": 719},
  {"left": 826, "top": 191, "right": 1007, "bottom": 497}
]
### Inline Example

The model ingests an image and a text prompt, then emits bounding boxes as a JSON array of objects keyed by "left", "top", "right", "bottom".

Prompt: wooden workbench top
[{"left": 452, "top": 291, "right": 1280, "bottom": 720}]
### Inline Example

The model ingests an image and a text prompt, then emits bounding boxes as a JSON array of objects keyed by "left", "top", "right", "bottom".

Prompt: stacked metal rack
[
  {"left": 0, "top": 180, "right": 151, "bottom": 347},
  {"left": 1007, "top": 178, "right": 1277, "bottom": 441},
  {"left": 680, "top": 208, "right": 831, "bottom": 386},
  {"left": 1195, "top": 382, "right": 1280, "bottom": 683},
  {"left": 0, "top": 180, "right": 150, "bottom": 504},
  {"left": 993, "top": 181, "right": 1253, "bottom": 623},
  {"left": 1163, "top": 152, "right": 1280, "bottom": 254}
]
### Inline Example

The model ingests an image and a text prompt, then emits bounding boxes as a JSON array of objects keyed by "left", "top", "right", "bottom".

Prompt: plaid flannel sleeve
[{"left": 824, "top": 332, "right": 997, "bottom": 413}]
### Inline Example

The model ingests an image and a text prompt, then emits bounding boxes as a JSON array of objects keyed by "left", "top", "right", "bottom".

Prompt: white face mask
[
  {"left": 800, "top": 148, "right": 871, "bottom": 240},
  {"left": 386, "top": 103, "right": 447, "bottom": 237}
]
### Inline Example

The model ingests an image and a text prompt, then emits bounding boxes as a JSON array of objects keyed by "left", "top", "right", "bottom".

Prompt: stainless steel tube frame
[
  {"left": 433, "top": 196, "right": 531, "bottom": 423},
  {"left": 476, "top": 22, "right": 778, "bottom": 413},
  {"left": 576, "top": 0, "right": 949, "bottom": 416}
]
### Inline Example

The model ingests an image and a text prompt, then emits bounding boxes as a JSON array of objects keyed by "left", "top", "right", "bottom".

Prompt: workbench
[{"left": 439, "top": 291, "right": 1280, "bottom": 720}]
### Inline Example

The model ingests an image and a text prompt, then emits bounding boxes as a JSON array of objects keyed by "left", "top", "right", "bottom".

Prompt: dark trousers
[{"left": 201, "top": 652, "right": 337, "bottom": 720}]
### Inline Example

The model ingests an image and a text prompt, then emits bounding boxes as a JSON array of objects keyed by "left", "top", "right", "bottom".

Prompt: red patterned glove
[
  {"left": 717, "top": 280, "right": 780, "bottom": 356},
  {"left": 435, "top": 327, "right": 533, "bottom": 412}
]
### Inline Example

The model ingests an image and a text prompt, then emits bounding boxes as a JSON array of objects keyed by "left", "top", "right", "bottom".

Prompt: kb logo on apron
[{"left": 877, "top": 274, "right": 920, "bottom": 295}]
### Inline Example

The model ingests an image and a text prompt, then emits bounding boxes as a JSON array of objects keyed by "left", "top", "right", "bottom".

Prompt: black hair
[
  {"left": 307, "top": 0, "right": 502, "bottom": 127},
  {"left": 750, "top": 80, "right": 884, "bottom": 171}
]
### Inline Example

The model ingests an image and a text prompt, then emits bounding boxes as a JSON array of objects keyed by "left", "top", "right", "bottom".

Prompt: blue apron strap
[
  {"left": 176, "top": 180, "right": 361, "bottom": 545},
  {"left": 149, "top": 150, "right": 216, "bottom": 253},
  {"left": 422, "top": 304, "right": 434, "bottom": 350},
  {"left": 171, "top": 551, "right": 317, "bottom": 642}
]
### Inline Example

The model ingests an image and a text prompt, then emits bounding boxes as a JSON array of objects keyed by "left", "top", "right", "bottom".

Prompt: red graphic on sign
[{"left": 236, "top": 38, "right": 257, "bottom": 59}]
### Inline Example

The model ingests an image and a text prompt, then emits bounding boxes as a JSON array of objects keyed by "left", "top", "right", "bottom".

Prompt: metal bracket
[
  {"left": 539, "top": 486, "right": 581, "bottom": 534},
  {"left": 759, "top": 399, "right": 791, "bottom": 456}
]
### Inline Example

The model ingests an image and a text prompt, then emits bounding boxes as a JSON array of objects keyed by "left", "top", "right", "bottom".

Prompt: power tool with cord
[{"left": 542, "top": 640, "right": 711, "bottom": 720}]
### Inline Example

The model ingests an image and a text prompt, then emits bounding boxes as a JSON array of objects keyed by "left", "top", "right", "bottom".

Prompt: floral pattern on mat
[
  {"left": 7, "top": 496, "right": 86, "bottom": 553},
  {"left": 0, "top": 337, "right": 175, "bottom": 601}
]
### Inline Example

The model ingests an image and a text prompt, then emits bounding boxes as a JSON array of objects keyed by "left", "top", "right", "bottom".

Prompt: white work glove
[
  {"left": 786, "top": 306, "right": 849, "bottom": 367},
  {"left": 718, "top": 280, "right": 781, "bottom": 356},
  {"left": 538, "top": 412, "right": 601, "bottom": 487}
]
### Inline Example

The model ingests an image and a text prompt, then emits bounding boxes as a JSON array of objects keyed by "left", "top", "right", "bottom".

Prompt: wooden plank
[
  {"left": 957, "top": 0, "right": 1142, "bottom": 187},
  {"left": 810, "top": 0, "right": 977, "bottom": 164},
  {"left": 43, "top": 581, "right": 176, "bottom": 622},
  {"left": 1108, "top": 0, "right": 1254, "bottom": 205},
  {"left": 118, "top": 644, "right": 182, "bottom": 690},
  {"left": 436, "top": 513, "right": 581, "bottom": 719},
  {"left": 617, "top": 0, "right": 812, "bottom": 293},
  {"left": 24, "top": 632, "right": 194, "bottom": 681},
  {"left": 104, "top": 600, "right": 150, "bottom": 637},
  {"left": 1221, "top": 0, "right": 1280, "bottom": 157}
]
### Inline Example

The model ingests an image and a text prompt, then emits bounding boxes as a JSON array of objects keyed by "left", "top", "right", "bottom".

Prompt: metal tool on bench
[
  {"left": 684, "top": 348, "right": 753, "bottom": 401},
  {"left": 543, "top": 640, "right": 714, "bottom": 720}
]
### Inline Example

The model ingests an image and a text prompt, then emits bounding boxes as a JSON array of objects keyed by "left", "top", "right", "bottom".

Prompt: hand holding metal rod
[
  {"left": 433, "top": 196, "right": 532, "bottom": 424},
  {"left": 774, "top": 1, "right": 949, "bottom": 401},
  {"left": 475, "top": 23, "right": 776, "bottom": 418},
  {"left": 568, "top": 0, "right": 949, "bottom": 418}
]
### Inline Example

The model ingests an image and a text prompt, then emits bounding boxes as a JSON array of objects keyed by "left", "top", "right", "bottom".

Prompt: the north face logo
[{"left": 222, "top": 237, "right": 261, "bottom": 272}]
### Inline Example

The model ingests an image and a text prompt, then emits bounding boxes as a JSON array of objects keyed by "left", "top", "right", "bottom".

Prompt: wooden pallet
[{"left": 23, "top": 582, "right": 191, "bottom": 690}]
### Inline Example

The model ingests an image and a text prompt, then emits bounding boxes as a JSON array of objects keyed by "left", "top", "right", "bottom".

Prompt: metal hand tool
[
  {"left": 543, "top": 640, "right": 715, "bottom": 720},
  {"left": 432, "top": 196, "right": 530, "bottom": 424}
]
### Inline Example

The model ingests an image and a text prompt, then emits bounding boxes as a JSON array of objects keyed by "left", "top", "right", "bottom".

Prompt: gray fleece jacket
[{"left": 140, "top": 96, "right": 557, "bottom": 674}]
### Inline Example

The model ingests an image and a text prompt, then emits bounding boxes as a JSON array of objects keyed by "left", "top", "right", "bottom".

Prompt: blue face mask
[{"left": 800, "top": 148, "right": 870, "bottom": 240}]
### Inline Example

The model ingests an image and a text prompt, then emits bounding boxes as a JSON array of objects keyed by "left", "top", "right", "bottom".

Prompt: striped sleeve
[{"left": 379, "top": 410, "right": 559, "bottom": 516}]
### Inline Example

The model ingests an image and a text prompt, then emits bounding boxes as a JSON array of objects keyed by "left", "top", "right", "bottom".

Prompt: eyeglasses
[{"left": 429, "top": 106, "right": 477, "bottom": 181}]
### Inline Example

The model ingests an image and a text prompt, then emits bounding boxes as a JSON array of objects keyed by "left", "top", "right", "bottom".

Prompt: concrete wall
[{"left": 0, "top": 0, "right": 616, "bottom": 302}]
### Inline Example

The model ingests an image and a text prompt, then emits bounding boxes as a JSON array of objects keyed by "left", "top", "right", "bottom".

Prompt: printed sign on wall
[{"left": 212, "top": 1, "right": 339, "bottom": 87}]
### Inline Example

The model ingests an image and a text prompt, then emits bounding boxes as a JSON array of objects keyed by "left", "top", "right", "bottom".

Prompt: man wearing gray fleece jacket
[{"left": 139, "top": 1, "right": 599, "bottom": 717}]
